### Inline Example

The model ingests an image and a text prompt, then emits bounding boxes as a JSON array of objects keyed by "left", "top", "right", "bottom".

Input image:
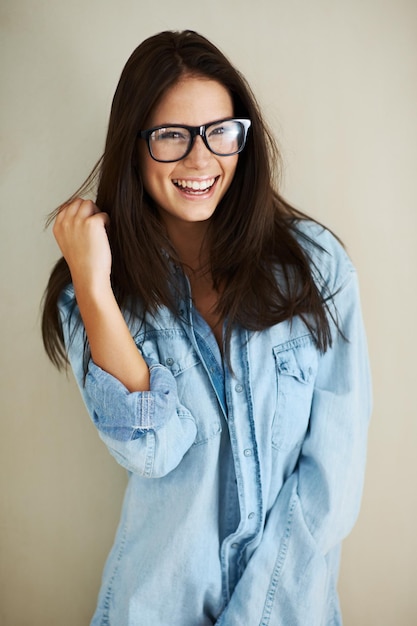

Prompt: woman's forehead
[{"left": 148, "top": 76, "right": 233, "bottom": 127}]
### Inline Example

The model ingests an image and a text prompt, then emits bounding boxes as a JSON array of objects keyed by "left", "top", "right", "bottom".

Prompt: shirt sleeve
[
  {"left": 58, "top": 290, "right": 197, "bottom": 477},
  {"left": 216, "top": 268, "right": 372, "bottom": 625}
]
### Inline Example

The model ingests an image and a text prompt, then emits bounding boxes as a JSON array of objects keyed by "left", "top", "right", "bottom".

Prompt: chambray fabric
[{"left": 58, "top": 222, "right": 372, "bottom": 626}]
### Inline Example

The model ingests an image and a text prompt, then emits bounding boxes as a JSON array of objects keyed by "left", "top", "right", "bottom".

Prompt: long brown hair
[{"left": 42, "top": 29, "right": 336, "bottom": 369}]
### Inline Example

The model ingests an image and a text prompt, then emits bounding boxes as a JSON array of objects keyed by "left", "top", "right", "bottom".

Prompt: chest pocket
[
  {"left": 272, "top": 336, "right": 318, "bottom": 451},
  {"left": 136, "top": 328, "right": 222, "bottom": 446}
]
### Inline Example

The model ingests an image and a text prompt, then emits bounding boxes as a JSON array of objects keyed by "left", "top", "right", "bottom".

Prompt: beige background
[{"left": 1, "top": 0, "right": 416, "bottom": 624}]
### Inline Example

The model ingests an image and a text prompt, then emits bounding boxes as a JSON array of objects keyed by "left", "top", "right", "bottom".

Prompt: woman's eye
[
  {"left": 157, "top": 130, "right": 187, "bottom": 141},
  {"left": 209, "top": 124, "right": 239, "bottom": 140},
  {"left": 209, "top": 126, "right": 225, "bottom": 136}
]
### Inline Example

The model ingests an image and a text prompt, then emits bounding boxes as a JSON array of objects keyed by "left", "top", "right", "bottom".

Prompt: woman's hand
[{"left": 53, "top": 198, "right": 111, "bottom": 293}]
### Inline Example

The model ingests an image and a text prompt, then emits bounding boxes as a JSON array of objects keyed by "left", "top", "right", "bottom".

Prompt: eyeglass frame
[{"left": 138, "top": 117, "right": 252, "bottom": 163}]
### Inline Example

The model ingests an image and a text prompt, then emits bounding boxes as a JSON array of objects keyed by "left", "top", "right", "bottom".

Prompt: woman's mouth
[{"left": 172, "top": 177, "right": 218, "bottom": 195}]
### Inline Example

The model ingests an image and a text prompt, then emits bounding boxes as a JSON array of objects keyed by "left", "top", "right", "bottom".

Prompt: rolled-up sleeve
[{"left": 58, "top": 290, "right": 197, "bottom": 477}]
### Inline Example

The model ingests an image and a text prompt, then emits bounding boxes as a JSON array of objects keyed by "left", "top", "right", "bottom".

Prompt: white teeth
[{"left": 172, "top": 178, "right": 216, "bottom": 191}]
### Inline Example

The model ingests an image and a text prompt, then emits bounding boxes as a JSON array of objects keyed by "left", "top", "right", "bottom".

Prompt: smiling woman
[
  {"left": 138, "top": 78, "right": 240, "bottom": 233},
  {"left": 41, "top": 30, "right": 371, "bottom": 626}
]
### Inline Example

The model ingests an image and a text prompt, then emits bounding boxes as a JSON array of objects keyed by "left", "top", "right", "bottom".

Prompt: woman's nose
[{"left": 183, "top": 135, "right": 211, "bottom": 167}]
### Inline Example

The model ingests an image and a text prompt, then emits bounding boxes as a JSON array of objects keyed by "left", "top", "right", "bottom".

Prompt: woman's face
[{"left": 139, "top": 76, "right": 238, "bottom": 235}]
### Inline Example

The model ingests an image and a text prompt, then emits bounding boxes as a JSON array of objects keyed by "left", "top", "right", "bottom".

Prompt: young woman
[{"left": 42, "top": 30, "right": 371, "bottom": 626}]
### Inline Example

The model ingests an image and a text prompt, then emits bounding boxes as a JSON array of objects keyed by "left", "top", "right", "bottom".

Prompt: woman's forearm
[{"left": 73, "top": 281, "right": 150, "bottom": 393}]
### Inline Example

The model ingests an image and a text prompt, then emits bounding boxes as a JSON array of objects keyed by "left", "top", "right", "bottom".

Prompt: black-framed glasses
[{"left": 138, "top": 117, "right": 251, "bottom": 163}]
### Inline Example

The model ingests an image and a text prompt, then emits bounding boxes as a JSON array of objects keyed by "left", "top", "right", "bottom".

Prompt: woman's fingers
[{"left": 54, "top": 198, "right": 99, "bottom": 226}]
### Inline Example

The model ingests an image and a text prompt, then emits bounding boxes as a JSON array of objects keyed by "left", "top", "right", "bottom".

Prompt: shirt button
[
  {"left": 248, "top": 512, "right": 255, "bottom": 520},
  {"left": 231, "top": 543, "right": 239, "bottom": 549},
  {"left": 243, "top": 449, "right": 252, "bottom": 457},
  {"left": 235, "top": 384, "right": 243, "bottom": 393},
  {"left": 166, "top": 358, "right": 174, "bottom": 366}
]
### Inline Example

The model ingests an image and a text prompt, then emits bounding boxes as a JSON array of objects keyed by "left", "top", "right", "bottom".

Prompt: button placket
[{"left": 222, "top": 329, "right": 263, "bottom": 594}]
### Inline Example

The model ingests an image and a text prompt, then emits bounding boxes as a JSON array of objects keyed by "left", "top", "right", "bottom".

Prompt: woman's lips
[{"left": 172, "top": 177, "right": 218, "bottom": 195}]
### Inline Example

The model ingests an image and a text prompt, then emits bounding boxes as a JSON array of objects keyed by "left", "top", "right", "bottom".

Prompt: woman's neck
[{"left": 165, "top": 219, "right": 210, "bottom": 274}]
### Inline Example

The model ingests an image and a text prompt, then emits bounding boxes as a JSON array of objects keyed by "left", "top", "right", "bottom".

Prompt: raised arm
[
  {"left": 56, "top": 199, "right": 198, "bottom": 477},
  {"left": 53, "top": 198, "right": 149, "bottom": 392}
]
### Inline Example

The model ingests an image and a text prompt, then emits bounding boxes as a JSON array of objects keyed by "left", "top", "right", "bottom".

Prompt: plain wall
[{"left": 1, "top": 1, "right": 416, "bottom": 624}]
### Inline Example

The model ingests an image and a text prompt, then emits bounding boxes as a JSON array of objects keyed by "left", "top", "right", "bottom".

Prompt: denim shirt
[{"left": 59, "top": 222, "right": 372, "bottom": 626}]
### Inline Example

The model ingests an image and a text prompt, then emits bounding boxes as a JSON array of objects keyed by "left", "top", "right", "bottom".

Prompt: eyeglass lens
[{"left": 148, "top": 119, "right": 247, "bottom": 162}]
